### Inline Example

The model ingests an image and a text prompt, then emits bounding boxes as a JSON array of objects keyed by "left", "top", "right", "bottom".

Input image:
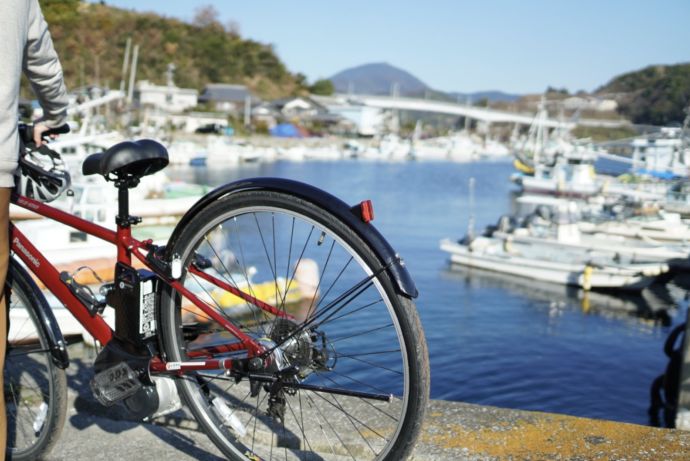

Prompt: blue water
[{"left": 167, "top": 159, "right": 688, "bottom": 426}]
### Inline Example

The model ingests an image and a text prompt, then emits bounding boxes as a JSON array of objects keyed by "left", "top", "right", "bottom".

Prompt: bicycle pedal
[{"left": 90, "top": 362, "right": 142, "bottom": 406}]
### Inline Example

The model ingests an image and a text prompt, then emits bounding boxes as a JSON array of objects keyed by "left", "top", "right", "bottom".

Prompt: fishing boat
[
  {"left": 578, "top": 210, "right": 690, "bottom": 244},
  {"left": 597, "top": 126, "right": 689, "bottom": 179},
  {"left": 444, "top": 264, "right": 675, "bottom": 325},
  {"left": 511, "top": 154, "right": 601, "bottom": 197},
  {"left": 662, "top": 179, "right": 690, "bottom": 216},
  {"left": 439, "top": 236, "right": 668, "bottom": 291},
  {"left": 11, "top": 176, "right": 209, "bottom": 287},
  {"left": 491, "top": 218, "right": 690, "bottom": 270},
  {"left": 21, "top": 249, "right": 320, "bottom": 344},
  {"left": 11, "top": 174, "right": 208, "bottom": 223}
]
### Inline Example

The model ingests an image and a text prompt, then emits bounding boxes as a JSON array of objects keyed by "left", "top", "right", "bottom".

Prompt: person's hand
[{"left": 32, "top": 123, "right": 54, "bottom": 146}]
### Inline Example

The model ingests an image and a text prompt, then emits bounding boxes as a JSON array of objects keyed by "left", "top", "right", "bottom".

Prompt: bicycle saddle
[{"left": 82, "top": 139, "right": 169, "bottom": 180}]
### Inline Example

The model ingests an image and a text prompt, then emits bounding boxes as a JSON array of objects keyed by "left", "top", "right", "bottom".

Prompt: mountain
[
  {"left": 330, "top": 62, "right": 430, "bottom": 96},
  {"left": 596, "top": 62, "right": 690, "bottom": 125},
  {"left": 329, "top": 62, "right": 521, "bottom": 102}
]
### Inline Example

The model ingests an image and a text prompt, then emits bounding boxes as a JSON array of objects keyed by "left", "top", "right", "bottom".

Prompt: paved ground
[{"left": 41, "top": 345, "right": 690, "bottom": 461}]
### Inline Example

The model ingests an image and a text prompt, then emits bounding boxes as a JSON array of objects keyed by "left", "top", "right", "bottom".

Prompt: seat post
[
  {"left": 116, "top": 185, "right": 130, "bottom": 227},
  {"left": 115, "top": 178, "right": 142, "bottom": 228}
]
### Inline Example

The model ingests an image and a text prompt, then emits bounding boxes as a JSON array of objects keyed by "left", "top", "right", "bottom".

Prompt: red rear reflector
[{"left": 361, "top": 200, "right": 374, "bottom": 223}]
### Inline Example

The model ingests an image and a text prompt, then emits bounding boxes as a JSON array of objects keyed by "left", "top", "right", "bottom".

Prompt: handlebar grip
[
  {"left": 42, "top": 124, "right": 71, "bottom": 136},
  {"left": 18, "top": 123, "right": 71, "bottom": 145}
]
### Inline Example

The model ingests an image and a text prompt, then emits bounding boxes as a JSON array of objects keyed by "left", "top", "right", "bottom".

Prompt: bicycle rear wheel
[
  {"left": 4, "top": 259, "right": 68, "bottom": 461},
  {"left": 160, "top": 190, "right": 429, "bottom": 460}
]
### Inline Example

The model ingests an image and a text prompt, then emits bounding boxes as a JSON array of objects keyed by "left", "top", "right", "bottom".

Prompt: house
[
  {"left": 135, "top": 80, "right": 198, "bottom": 113},
  {"left": 271, "top": 97, "right": 324, "bottom": 119},
  {"left": 251, "top": 102, "right": 281, "bottom": 128},
  {"left": 198, "top": 84, "right": 258, "bottom": 114},
  {"left": 143, "top": 111, "right": 229, "bottom": 134}
]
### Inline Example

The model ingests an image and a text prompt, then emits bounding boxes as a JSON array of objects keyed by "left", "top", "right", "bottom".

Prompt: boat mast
[{"left": 467, "top": 177, "right": 476, "bottom": 240}]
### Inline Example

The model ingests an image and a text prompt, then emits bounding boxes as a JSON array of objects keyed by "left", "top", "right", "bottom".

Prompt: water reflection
[{"left": 441, "top": 265, "right": 676, "bottom": 327}]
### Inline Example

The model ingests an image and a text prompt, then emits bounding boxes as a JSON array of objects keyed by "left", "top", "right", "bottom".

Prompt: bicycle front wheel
[
  {"left": 160, "top": 189, "right": 429, "bottom": 460},
  {"left": 4, "top": 259, "right": 68, "bottom": 461}
]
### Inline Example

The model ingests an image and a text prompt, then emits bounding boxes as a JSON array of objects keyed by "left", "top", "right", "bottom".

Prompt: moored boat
[
  {"left": 492, "top": 221, "right": 690, "bottom": 270},
  {"left": 440, "top": 236, "right": 668, "bottom": 291}
]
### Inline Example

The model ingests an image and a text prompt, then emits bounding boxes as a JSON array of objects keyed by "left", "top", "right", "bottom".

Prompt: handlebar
[{"left": 18, "top": 123, "right": 71, "bottom": 145}]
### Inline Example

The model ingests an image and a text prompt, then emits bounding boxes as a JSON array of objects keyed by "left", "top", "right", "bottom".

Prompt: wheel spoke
[{"left": 160, "top": 193, "right": 427, "bottom": 460}]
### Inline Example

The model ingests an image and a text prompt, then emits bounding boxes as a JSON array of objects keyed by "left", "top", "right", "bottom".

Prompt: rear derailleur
[{"left": 241, "top": 320, "right": 333, "bottom": 422}]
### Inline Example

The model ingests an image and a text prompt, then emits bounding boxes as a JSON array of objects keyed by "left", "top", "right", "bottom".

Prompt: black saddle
[{"left": 82, "top": 139, "right": 169, "bottom": 181}]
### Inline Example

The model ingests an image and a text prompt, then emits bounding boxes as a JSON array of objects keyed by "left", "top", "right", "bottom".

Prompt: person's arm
[{"left": 23, "top": 0, "right": 69, "bottom": 143}]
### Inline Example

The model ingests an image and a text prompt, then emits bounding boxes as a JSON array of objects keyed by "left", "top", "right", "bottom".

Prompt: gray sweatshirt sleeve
[{"left": 23, "top": 0, "right": 69, "bottom": 128}]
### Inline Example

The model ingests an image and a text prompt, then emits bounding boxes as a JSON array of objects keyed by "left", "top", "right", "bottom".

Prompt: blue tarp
[{"left": 270, "top": 123, "right": 302, "bottom": 138}]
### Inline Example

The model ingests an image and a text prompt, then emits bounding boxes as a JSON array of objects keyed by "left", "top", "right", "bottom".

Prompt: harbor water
[{"left": 167, "top": 158, "right": 688, "bottom": 427}]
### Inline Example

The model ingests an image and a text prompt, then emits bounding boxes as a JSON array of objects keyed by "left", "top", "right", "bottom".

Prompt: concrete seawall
[
  {"left": 416, "top": 400, "right": 690, "bottom": 460},
  {"left": 43, "top": 347, "right": 690, "bottom": 460}
]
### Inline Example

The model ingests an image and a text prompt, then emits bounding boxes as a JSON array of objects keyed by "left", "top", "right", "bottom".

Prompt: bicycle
[{"left": 4, "top": 124, "right": 430, "bottom": 460}]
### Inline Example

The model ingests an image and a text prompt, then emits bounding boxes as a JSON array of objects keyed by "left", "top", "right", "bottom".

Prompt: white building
[
  {"left": 562, "top": 96, "right": 618, "bottom": 112},
  {"left": 198, "top": 84, "right": 257, "bottom": 114},
  {"left": 135, "top": 80, "right": 198, "bottom": 113},
  {"left": 142, "top": 110, "right": 228, "bottom": 134}
]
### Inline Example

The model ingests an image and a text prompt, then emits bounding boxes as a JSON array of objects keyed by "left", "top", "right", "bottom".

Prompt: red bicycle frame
[{"left": 10, "top": 193, "right": 292, "bottom": 373}]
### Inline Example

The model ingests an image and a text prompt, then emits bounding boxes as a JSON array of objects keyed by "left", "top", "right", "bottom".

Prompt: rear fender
[{"left": 165, "top": 177, "right": 418, "bottom": 298}]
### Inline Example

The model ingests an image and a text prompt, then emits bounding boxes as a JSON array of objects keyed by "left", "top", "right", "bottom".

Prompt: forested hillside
[
  {"left": 37, "top": 0, "right": 305, "bottom": 99},
  {"left": 596, "top": 63, "right": 690, "bottom": 126}
]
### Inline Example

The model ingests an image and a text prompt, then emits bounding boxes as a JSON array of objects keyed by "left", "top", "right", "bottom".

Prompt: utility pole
[
  {"left": 244, "top": 94, "right": 251, "bottom": 128},
  {"left": 390, "top": 82, "right": 400, "bottom": 133},
  {"left": 127, "top": 44, "right": 139, "bottom": 105},
  {"left": 120, "top": 37, "right": 131, "bottom": 93}
]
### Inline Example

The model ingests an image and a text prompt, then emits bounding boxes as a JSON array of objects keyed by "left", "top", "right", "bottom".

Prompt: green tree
[
  {"left": 597, "top": 63, "right": 690, "bottom": 125},
  {"left": 309, "top": 79, "right": 334, "bottom": 95},
  {"left": 36, "top": 1, "right": 303, "bottom": 100},
  {"left": 473, "top": 97, "right": 489, "bottom": 107}
]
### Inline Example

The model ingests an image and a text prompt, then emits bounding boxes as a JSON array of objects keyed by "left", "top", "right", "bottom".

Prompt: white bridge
[{"left": 339, "top": 94, "right": 630, "bottom": 129}]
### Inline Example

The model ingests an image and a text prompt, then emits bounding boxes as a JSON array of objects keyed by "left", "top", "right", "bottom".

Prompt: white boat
[
  {"left": 446, "top": 132, "right": 480, "bottom": 163},
  {"left": 445, "top": 264, "right": 675, "bottom": 324},
  {"left": 378, "top": 134, "right": 412, "bottom": 161},
  {"left": 275, "top": 146, "right": 306, "bottom": 162},
  {"left": 478, "top": 137, "right": 511, "bottom": 159},
  {"left": 440, "top": 236, "right": 667, "bottom": 291},
  {"left": 631, "top": 131, "right": 686, "bottom": 176},
  {"left": 11, "top": 173, "right": 206, "bottom": 222},
  {"left": 10, "top": 292, "right": 115, "bottom": 345},
  {"left": 410, "top": 137, "right": 451, "bottom": 161},
  {"left": 302, "top": 145, "right": 342, "bottom": 161},
  {"left": 512, "top": 157, "right": 601, "bottom": 197},
  {"left": 492, "top": 222, "right": 690, "bottom": 270},
  {"left": 599, "top": 126, "right": 689, "bottom": 178},
  {"left": 578, "top": 211, "right": 690, "bottom": 244},
  {"left": 167, "top": 139, "right": 207, "bottom": 165},
  {"left": 662, "top": 180, "right": 690, "bottom": 216},
  {"left": 51, "top": 129, "right": 126, "bottom": 174}
]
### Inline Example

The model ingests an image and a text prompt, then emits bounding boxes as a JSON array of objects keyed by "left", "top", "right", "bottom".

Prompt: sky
[{"left": 92, "top": 0, "right": 690, "bottom": 95}]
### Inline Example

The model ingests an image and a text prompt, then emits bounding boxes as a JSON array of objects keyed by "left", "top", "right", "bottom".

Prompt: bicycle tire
[
  {"left": 4, "top": 259, "right": 68, "bottom": 461},
  {"left": 160, "top": 190, "right": 429, "bottom": 460}
]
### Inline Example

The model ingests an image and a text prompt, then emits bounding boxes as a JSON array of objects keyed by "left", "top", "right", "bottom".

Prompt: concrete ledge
[
  {"left": 46, "top": 347, "right": 690, "bottom": 460},
  {"left": 415, "top": 400, "right": 690, "bottom": 460}
]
